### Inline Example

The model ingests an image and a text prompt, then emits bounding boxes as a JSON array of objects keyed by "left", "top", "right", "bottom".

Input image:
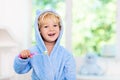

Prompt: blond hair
[{"left": 38, "top": 11, "right": 61, "bottom": 29}]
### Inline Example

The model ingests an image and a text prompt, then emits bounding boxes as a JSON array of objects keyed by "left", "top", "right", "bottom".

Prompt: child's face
[{"left": 40, "top": 19, "right": 60, "bottom": 43}]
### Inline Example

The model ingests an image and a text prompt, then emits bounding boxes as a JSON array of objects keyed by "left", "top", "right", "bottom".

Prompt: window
[{"left": 72, "top": 0, "right": 116, "bottom": 57}]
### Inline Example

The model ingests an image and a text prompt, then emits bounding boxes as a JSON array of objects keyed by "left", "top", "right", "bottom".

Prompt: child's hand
[{"left": 19, "top": 50, "right": 31, "bottom": 59}]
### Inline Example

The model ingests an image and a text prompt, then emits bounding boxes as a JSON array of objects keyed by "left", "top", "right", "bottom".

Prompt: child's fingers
[
  {"left": 20, "top": 50, "right": 31, "bottom": 59},
  {"left": 24, "top": 50, "right": 30, "bottom": 57}
]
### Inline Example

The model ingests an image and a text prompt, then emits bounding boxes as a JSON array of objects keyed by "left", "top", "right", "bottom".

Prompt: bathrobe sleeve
[
  {"left": 64, "top": 55, "right": 76, "bottom": 80},
  {"left": 14, "top": 56, "right": 32, "bottom": 74}
]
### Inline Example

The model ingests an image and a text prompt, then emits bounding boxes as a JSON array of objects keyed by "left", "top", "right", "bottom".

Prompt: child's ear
[
  {"left": 59, "top": 25, "right": 61, "bottom": 30},
  {"left": 38, "top": 28, "right": 41, "bottom": 33},
  {"left": 39, "top": 29, "right": 41, "bottom": 34},
  {"left": 38, "top": 28, "right": 40, "bottom": 31}
]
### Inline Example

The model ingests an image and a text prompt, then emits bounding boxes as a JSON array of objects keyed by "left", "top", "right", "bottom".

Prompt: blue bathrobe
[{"left": 14, "top": 10, "right": 76, "bottom": 80}]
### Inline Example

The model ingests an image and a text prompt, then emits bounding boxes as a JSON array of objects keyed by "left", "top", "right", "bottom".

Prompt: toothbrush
[{"left": 30, "top": 52, "right": 37, "bottom": 58}]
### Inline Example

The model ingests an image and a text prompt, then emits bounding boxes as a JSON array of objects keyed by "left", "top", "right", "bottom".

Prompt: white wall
[
  {"left": 0, "top": 0, "right": 32, "bottom": 49},
  {"left": 0, "top": 0, "right": 32, "bottom": 77}
]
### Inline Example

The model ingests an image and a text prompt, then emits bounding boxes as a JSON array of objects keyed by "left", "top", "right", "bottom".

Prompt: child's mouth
[{"left": 48, "top": 33, "right": 55, "bottom": 36}]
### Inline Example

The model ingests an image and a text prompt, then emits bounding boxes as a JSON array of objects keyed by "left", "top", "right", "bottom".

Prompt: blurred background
[{"left": 0, "top": 0, "right": 120, "bottom": 80}]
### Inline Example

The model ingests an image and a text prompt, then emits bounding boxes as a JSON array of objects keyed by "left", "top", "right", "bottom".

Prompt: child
[{"left": 13, "top": 10, "right": 76, "bottom": 80}]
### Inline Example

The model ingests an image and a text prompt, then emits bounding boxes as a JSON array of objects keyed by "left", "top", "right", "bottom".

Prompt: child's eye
[
  {"left": 44, "top": 26, "right": 48, "bottom": 28},
  {"left": 53, "top": 25, "right": 58, "bottom": 27}
]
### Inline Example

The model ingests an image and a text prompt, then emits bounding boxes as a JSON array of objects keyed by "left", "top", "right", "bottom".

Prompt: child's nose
[{"left": 50, "top": 26, "right": 54, "bottom": 30}]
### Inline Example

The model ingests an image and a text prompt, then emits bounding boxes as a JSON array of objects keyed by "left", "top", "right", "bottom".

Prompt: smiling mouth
[{"left": 48, "top": 33, "right": 55, "bottom": 36}]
